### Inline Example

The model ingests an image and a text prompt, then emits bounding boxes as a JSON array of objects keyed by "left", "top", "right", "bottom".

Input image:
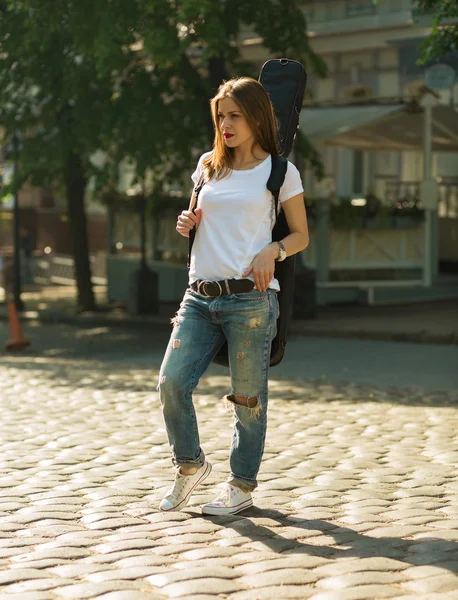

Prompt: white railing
[
  {"left": 32, "top": 254, "right": 107, "bottom": 286},
  {"left": 382, "top": 178, "right": 458, "bottom": 218}
]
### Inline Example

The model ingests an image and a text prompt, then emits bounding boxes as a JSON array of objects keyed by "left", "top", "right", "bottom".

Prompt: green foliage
[
  {"left": 0, "top": 0, "right": 326, "bottom": 205},
  {"left": 415, "top": 0, "right": 458, "bottom": 62}
]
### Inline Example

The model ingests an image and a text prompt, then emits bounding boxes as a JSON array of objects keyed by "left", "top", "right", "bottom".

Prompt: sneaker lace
[
  {"left": 214, "top": 485, "right": 231, "bottom": 505},
  {"left": 166, "top": 472, "right": 187, "bottom": 500}
]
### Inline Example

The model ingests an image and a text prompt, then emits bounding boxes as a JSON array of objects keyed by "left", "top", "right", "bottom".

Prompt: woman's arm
[
  {"left": 175, "top": 189, "right": 204, "bottom": 238},
  {"left": 275, "top": 192, "right": 309, "bottom": 255},
  {"left": 243, "top": 193, "right": 309, "bottom": 291}
]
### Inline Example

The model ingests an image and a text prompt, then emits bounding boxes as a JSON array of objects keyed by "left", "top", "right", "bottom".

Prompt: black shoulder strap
[
  {"left": 267, "top": 154, "right": 288, "bottom": 222},
  {"left": 187, "top": 174, "right": 205, "bottom": 268}
]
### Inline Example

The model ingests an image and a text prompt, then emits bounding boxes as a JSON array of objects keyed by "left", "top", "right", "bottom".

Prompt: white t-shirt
[{"left": 189, "top": 152, "right": 304, "bottom": 290}]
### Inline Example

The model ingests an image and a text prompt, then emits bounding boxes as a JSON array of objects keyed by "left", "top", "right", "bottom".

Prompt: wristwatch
[{"left": 275, "top": 241, "right": 287, "bottom": 262}]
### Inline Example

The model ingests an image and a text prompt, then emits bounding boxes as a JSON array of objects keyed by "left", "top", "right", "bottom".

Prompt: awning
[{"left": 300, "top": 103, "right": 458, "bottom": 152}]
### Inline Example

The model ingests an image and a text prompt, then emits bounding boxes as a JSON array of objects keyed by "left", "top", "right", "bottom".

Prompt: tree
[
  {"left": 0, "top": 1, "right": 326, "bottom": 311},
  {"left": 84, "top": 0, "right": 328, "bottom": 196},
  {"left": 0, "top": 1, "right": 115, "bottom": 310},
  {"left": 415, "top": 1, "right": 458, "bottom": 61}
]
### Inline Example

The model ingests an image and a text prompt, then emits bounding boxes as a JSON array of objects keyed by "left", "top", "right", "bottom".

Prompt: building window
[{"left": 346, "top": 1, "right": 377, "bottom": 18}]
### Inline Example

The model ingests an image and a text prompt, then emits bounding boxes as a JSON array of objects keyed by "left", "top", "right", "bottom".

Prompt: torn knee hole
[
  {"left": 234, "top": 395, "right": 259, "bottom": 408},
  {"left": 225, "top": 394, "right": 262, "bottom": 418},
  {"left": 226, "top": 394, "right": 259, "bottom": 408},
  {"left": 172, "top": 339, "right": 181, "bottom": 349}
]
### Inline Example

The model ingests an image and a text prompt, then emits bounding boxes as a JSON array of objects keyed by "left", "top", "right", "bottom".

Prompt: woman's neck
[{"left": 232, "top": 145, "right": 269, "bottom": 169}]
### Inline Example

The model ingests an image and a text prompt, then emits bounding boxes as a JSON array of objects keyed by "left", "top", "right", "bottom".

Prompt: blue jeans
[{"left": 157, "top": 287, "right": 278, "bottom": 492}]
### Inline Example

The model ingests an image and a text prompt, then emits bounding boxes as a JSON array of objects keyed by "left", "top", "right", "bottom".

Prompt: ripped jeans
[{"left": 157, "top": 287, "right": 278, "bottom": 492}]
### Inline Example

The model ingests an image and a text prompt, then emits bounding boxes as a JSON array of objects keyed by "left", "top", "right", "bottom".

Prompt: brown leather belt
[{"left": 191, "top": 278, "right": 255, "bottom": 298}]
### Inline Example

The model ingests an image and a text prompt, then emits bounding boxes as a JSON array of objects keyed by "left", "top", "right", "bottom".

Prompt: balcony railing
[
  {"left": 303, "top": 0, "right": 417, "bottom": 30},
  {"left": 382, "top": 178, "right": 458, "bottom": 218}
]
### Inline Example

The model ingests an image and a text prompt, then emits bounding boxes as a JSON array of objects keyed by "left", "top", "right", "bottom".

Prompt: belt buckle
[{"left": 197, "top": 280, "right": 223, "bottom": 298}]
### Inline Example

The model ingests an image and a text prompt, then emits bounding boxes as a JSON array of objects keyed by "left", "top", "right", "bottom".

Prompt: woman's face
[{"left": 217, "top": 96, "right": 254, "bottom": 150}]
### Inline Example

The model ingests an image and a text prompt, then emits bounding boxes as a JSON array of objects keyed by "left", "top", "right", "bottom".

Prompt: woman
[{"left": 158, "top": 77, "right": 309, "bottom": 515}]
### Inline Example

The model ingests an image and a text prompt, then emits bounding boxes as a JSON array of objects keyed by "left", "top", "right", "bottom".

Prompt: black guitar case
[{"left": 190, "top": 58, "right": 307, "bottom": 367}]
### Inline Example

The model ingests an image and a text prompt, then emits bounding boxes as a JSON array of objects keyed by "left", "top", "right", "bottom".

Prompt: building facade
[{"left": 240, "top": 0, "right": 458, "bottom": 212}]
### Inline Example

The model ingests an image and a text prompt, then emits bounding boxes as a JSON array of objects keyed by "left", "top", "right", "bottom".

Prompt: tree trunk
[
  {"left": 64, "top": 153, "right": 96, "bottom": 312},
  {"left": 208, "top": 56, "right": 229, "bottom": 94},
  {"left": 180, "top": 53, "right": 214, "bottom": 142}
]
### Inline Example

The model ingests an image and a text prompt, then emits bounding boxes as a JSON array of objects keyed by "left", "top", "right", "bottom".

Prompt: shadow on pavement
[
  {"left": 1, "top": 355, "right": 457, "bottom": 408},
  {"left": 203, "top": 510, "right": 458, "bottom": 575}
]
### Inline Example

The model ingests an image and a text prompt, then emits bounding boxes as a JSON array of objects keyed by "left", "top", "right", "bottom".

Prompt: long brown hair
[{"left": 202, "top": 77, "right": 279, "bottom": 181}]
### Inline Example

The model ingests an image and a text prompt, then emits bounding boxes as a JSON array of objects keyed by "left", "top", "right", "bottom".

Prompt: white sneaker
[
  {"left": 160, "top": 461, "right": 212, "bottom": 512},
  {"left": 201, "top": 483, "right": 253, "bottom": 515}
]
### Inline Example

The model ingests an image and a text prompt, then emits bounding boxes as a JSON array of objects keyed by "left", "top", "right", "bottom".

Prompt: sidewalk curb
[{"left": 1, "top": 305, "right": 457, "bottom": 346}]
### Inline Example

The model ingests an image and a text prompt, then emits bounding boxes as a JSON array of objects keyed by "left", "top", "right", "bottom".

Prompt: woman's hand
[
  {"left": 242, "top": 243, "right": 278, "bottom": 292},
  {"left": 176, "top": 208, "right": 202, "bottom": 238}
]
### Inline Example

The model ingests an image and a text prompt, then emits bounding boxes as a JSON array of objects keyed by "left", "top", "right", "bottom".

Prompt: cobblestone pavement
[{"left": 1, "top": 323, "right": 458, "bottom": 599}]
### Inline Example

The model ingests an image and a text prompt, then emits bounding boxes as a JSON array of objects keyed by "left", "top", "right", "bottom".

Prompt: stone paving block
[
  {"left": 9, "top": 558, "right": 73, "bottom": 570},
  {"left": 363, "top": 525, "right": 428, "bottom": 538},
  {"left": 0, "top": 592, "right": 55, "bottom": 600},
  {"left": 309, "top": 585, "right": 401, "bottom": 599},
  {"left": 180, "top": 547, "right": 242, "bottom": 560},
  {"left": 401, "top": 573, "right": 458, "bottom": 593},
  {"left": 239, "top": 568, "right": 318, "bottom": 588},
  {"left": 316, "top": 570, "right": 407, "bottom": 590},
  {"left": 429, "top": 519, "right": 458, "bottom": 529},
  {"left": 4, "top": 576, "right": 75, "bottom": 592},
  {"left": 142, "top": 513, "right": 190, "bottom": 524},
  {"left": 0, "top": 522, "right": 22, "bottom": 533},
  {"left": 407, "top": 539, "right": 458, "bottom": 553},
  {"left": 161, "top": 523, "right": 223, "bottom": 536},
  {"left": 147, "top": 566, "right": 238, "bottom": 587},
  {"left": 160, "top": 578, "right": 243, "bottom": 598},
  {"left": 14, "top": 524, "right": 86, "bottom": 537},
  {"left": 241, "top": 538, "right": 298, "bottom": 553},
  {"left": 171, "top": 556, "right": 243, "bottom": 571},
  {"left": 0, "top": 547, "right": 34, "bottom": 559},
  {"left": 408, "top": 551, "right": 458, "bottom": 565},
  {"left": 314, "top": 557, "right": 409, "bottom": 576},
  {"left": 96, "top": 593, "right": 166, "bottom": 600},
  {"left": 167, "top": 596, "right": 223, "bottom": 600},
  {"left": 49, "top": 563, "right": 117, "bottom": 578},
  {"left": 86, "top": 567, "right": 173, "bottom": 583},
  {"left": 156, "top": 533, "right": 220, "bottom": 546},
  {"left": 93, "top": 540, "right": 165, "bottom": 554},
  {"left": 228, "top": 585, "right": 316, "bottom": 599},
  {"left": 238, "top": 555, "right": 329, "bottom": 574},
  {"left": 0, "top": 568, "right": 54, "bottom": 585},
  {"left": 392, "top": 595, "right": 458, "bottom": 600},
  {"left": 211, "top": 536, "right": 254, "bottom": 547},
  {"left": 84, "top": 517, "right": 148, "bottom": 530},
  {"left": 12, "top": 547, "right": 92, "bottom": 562},
  {"left": 114, "top": 556, "right": 175, "bottom": 568},
  {"left": 53, "top": 580, "right": 149, "bottom": 598},
  {"left": 84, "top": 550, "right": 166, "bottom": 564},
  {"left": 403, "top": 564, "right": 456, "bottom": 579},
  {"left": 149, "top": 543, "right": 203, "bottom": 556}
]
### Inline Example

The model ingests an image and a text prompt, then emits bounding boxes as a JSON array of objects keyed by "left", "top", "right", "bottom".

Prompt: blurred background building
[{"left": 2, "top": 0, "right": 458, "bottom": 307}]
